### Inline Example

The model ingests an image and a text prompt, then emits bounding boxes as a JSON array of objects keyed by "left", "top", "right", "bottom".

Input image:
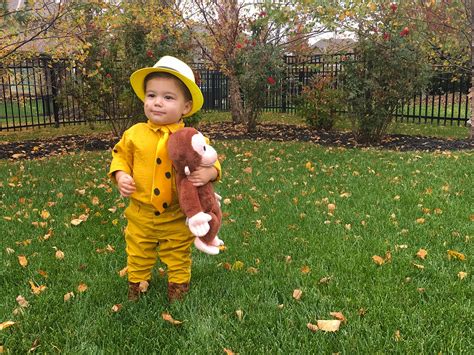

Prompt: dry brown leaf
[
  {"left": 413, "top": 263, "right": 425, "bottom": 270},
  {"left": 223, "top": 349, "right": 235, "bottom": 355},
  {"left": 18, "top": 255, "right": 28, "bottom": 267},
  {"left": 6, "top": 247, "right": 15, "bottom": 255},
  {"left": 416, "top": 218, "right": 425, "bottom": 224},
  {"left": 91, "top": 196, "right": 100, "bottom": 205},
  {"left": 40, "top": 210, "right": 50, "bottom": 220},
  {"left": 111, "top": 304, "right": 122, "bottom": 313},
  {"left": 55, "top": 250, "right": 65, "bottom": 260},
  {"left": 307, "top": 323, "right": 319, "bottom": 332},
  {"left": 318, "top": 276, "right": 332, "bottom": 285},
  {"left": 330, "top": 311, "right": 347, "bottom": 323},
  {"left": 447, "top": 250, "right": 466, "bottom": 261},
  {"left": 162, "top": 312, "right": 183, "bottom": 325},
  {"left": 292, "top": 289, "right": 303, "bottom": 300},
  {"left": 285, "top": 255, "right": 292, "bottom": 263},
  {"left": 327, "top": 203, "right": 336, "bottom": 213},
  {"left": 231, "top": 261, "right": 244, "bottom": 271},
  {"left": 457, "top": 271, "right": 467, "bottom": 280},
  {"left": 372, "top": 255, "right": 385, "bottom": 265},
  {"left": 29, "top": 281, "right": 46, "bottom": 295},
  {"left": 77, "top": 283, "right": 88, "bottom": 293},
  {"left": 416, "top": 248, "right": 427, "bottom": 260},
  {"left": 16, "top": 295, "right": 29, "bottom": 308},
  {"left": 64, "top": 292, "right": 75, "bottom": 302},
  {"left": 394, "top": 330, "right": 401, "bottom": 341},
  {"left": 235, "top": 309, "right": 243, "bottom": 321},
  {"left": 246, "top": 267, "right": 258, "bottom": 274},
  {"left": 0, "top": 321, "right": 15, "bottom": 330},
  {"left": 70, "top": 218, "right": 83, "bottom": 226},
  {"left": 317, "top": 319, "right": 341, "bottom": 332},
  {"left": 300, "top": 265, "right": 311, "bottom": 274},
  {"left": 243, "top": 167, "right": 252, "bottom": 174}
]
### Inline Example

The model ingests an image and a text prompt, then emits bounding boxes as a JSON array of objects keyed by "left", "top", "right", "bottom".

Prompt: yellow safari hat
[{"left": 130, "top": 56, "right": 203, "bottom": 118}]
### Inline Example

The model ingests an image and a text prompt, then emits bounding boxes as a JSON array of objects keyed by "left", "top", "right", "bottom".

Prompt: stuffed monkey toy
[{"left": 168, "top": 127, "right": 224, "bottom": 255}]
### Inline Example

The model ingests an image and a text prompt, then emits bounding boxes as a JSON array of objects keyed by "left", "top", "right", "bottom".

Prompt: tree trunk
[{"left": 228, "top": 74, "right": 245, "bottom": 124}]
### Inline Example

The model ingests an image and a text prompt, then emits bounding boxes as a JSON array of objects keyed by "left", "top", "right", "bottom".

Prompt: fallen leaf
[
  {"left": 300, "top": 265, "right": 311, "bottom": 274},
  {"left": 37, "top": 270, "right": 48, "bottom": 278},
  {"left": 40, "top": 210, "right": 50, "bottom": 219},
  {"left": 0, "top": 321, "right": 15, "bottom": 330},
  {"left": 292, "top": 289, "right": 303, "bottom": 300},
  {"left": 6, "top": 247, "right": 15, "bottom": 254},
  {"left": 231, "top": 261, "right": 244, "bottom": 270},
  {"left": 18, "top": 255, "right": 28, "bottom": 267},
  {"left": 55, "top": 250, "right": 65, "bottom": 260},
  {"left": 64, "top": 292, "right": 75, "bottom": 302},
  {"left": 111, "top": 304, "right": 122, "bottom": 312},
  {"left": 161, "top": 312, "right": 183, "bottom": 325},
  {"left": 29, "top": 281, "right": 46, "bottom": 295},
  {"left": 77, "top": 283, "right": 88, "bottom": 293},
  {"left": 447, "top": 250, "right": 466, "bottom": 261},
  {"left": 319, "top": 276, "right": 332, "bottom": 284},
  {"left": 416, "top": 248, "right": 427, "bottom": 260},
  {"left": 458, "top": 271, "right": 467, "bottom": 280},
  {"left": 394, "top": 330, "right": 401, "bottom": 341},
  {"left": 223, "top": 349, "right": 235, "bottom": 355},
  {"left": 372, "top": 255, "right": 385, "bottom": 265},
  {"left": 235, "top": 309, "right": 243, "bottom": 321},
  {"left": 246, "top": 267, "right": 258, "bottom": 274},
  {"left": 307, "top": 323, "right": 319, "bottom": 332},
  {"left": 416, "top": 218, "right": 425, "bottom": 224},
  {"left": 91, "top": 196, "right": 100, "bottom": 205},
  {"left": 317, "top": 319, "right": 341, "bottom": 332},
  {"left": 330, "top": 311, "right": 347, "bottom": 323},
  {"left": 70, "top": 218, "right": 83, "bottom": 226},
  {"left": 413, "top": 263, "right": 425, "bottom": 269},
  {"left": 16, "top": 295, "right": 29, "bottom": 308},
  {"left": 243, "top": 167, "right": 252, "bottom": 174},
  {"left": 327, "top": 203, "right": 336, "bottom": 213}
]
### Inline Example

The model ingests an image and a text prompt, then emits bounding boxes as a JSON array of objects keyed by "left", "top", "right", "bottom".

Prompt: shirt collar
[{"left": 146, "top": 120, "right": 185, "bottom": 133}]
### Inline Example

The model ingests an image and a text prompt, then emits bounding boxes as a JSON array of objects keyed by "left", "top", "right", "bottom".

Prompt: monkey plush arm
[{"left": 178, "top": 177, "right": 211, "bottom": 237}]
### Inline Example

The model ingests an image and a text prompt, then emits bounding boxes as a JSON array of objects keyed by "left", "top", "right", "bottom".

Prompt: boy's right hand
[{"left": 115, "top": 171, "right": 136, "bottom": 197}]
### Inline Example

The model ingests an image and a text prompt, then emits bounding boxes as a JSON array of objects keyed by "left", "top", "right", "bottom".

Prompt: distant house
[{"left": 311, "top": 38, "right": 355, "bottom": 54}]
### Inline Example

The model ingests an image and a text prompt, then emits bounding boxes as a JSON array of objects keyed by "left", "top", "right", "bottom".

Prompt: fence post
[{"left": 49, "top": 61, "right": 60, "bottom": 128}]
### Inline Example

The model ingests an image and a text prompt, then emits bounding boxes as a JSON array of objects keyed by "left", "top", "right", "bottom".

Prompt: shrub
[
  {"left": 297, "top": 74, "right": 344, "bottom": 130},
  {"left": 341, "top": 3, "right": 430, "bottom": 143}
]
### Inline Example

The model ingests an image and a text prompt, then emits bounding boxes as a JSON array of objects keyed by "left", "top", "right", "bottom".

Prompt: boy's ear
[{"left": 182, "top": 100, "right": 192, "bottom": 116}]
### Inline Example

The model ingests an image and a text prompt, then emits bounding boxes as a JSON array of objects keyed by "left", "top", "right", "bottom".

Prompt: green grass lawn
[{"left": 1, "top": 140, "right": 472, "bottom": 353}]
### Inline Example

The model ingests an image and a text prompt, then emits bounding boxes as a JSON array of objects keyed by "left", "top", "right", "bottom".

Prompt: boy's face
[{"left": 144, "top": 76, "right": 192, "bottom": 125}]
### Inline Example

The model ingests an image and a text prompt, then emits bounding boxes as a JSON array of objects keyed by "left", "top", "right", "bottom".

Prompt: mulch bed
[{"left": 1, "top": 122, "right": 473, "bottom": 161}]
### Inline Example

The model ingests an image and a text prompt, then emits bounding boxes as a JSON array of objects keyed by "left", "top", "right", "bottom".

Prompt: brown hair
[{"left": 144, "top": 72, "right": 192, "bottom": 101}]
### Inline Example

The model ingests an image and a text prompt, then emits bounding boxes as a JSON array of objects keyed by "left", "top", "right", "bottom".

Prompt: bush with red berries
[{"left": 341, "top": 2, "right": 431, "bottom": 143}]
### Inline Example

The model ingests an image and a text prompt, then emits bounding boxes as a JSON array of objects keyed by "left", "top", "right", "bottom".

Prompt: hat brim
[{"left": 130, "top": 67, "right": 203, "bottom": 118}]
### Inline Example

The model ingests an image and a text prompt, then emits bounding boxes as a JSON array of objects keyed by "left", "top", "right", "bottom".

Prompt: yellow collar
[{"left": 146, "top": 120, "right": 185, "bottom": 133}]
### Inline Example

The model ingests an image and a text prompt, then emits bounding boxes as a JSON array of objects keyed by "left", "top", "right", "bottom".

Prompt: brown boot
[
  {"left": 128, "top": 282, "right": 140, "bottom": 301},
  {"left": 167, "top": 282, "right": 190, "bottom": 302}
]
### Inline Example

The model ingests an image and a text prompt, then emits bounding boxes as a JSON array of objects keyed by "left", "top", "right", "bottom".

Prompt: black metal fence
[{"left": 0, "top": 55, "right": 470, "bottom": 131}]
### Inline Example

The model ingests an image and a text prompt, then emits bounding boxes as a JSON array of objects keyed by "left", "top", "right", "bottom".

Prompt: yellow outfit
[{"left": 108, "top": 120, "right": 221, "bottom": 284}]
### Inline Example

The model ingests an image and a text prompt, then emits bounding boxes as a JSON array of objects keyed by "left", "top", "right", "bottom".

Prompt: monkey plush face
[{"left": 168, "top": 127, "right": 218, "bottom": 176}]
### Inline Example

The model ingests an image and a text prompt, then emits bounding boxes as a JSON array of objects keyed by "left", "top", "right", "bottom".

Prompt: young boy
[{"left": 108, "top": 56, "right": 221, "bottom": 302}]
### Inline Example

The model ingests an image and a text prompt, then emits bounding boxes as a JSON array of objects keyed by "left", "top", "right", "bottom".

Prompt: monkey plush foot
[
  {"left": 194, "top": 237, "right": 220, "bottom": 255},
  {"left": 210, "top": 236, "right": 224, "bottom": 247}
]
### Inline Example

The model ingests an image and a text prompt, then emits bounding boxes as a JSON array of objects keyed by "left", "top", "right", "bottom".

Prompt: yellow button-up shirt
[{"left": 108, "top": 120, "right": 221, "bottom": 208}]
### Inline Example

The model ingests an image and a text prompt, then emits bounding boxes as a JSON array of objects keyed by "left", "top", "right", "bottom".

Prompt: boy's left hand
[{"left": 187, "top": 166, "right": 218, "bottom": 187}]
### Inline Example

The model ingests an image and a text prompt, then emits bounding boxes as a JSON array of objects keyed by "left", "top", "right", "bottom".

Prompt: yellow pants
[{"left": 124, "top": 199, "right": 194, "bottom": 284}]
